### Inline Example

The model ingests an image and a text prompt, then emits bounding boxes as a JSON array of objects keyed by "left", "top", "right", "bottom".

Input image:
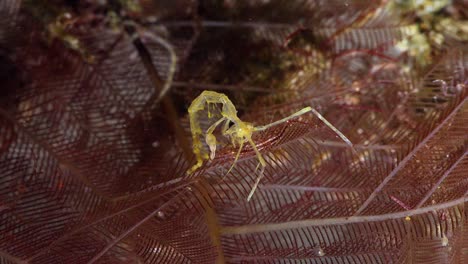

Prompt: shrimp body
[
  {"left": 187, "top": 91, "right": 262, "bottom": 175},
  {"left": 187, "top": 90, "right": 352, "bottom": 201}
]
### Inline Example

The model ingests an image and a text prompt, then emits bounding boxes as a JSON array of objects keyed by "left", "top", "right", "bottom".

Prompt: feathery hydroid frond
[{"left": 0, "top": 0, "right": 467, "bottom": 263}]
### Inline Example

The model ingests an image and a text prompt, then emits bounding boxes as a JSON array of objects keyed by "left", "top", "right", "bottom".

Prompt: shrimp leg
[{"left": 205, "top": 117, "right": 226, "bottom": 160}]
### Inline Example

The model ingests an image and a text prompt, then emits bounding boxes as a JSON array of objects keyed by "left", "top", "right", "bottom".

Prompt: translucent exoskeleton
[{"left": 187, "top": 90, "right": 353, "bottom": 201}]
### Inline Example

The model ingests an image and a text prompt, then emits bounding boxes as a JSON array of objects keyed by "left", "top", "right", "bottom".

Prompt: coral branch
[{"left": 354, "top": 98, "right": 467, "bottom": 216}]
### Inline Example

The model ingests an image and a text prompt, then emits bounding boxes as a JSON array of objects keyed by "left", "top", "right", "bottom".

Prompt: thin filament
[
  {"left": 226, "top": 141, "right": 244, "bottom": 176},
  {"left": 254, "top": 107, "right": 313, "bottom": 131},
  {"left": 247, "top": 162, "right": 265, "bottom": 201},
  {"left": 309, "top": 108, "right": 354, "bottom": 148},
  {"left": 139, "top": 30, "right": 177, "bottom": 105},
  {"left": 246, "top": 138, "right": 266, "bottom": 201}
]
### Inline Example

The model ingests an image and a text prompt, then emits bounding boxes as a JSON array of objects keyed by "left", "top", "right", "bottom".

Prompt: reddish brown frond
[{"left": 1, "top": 0, "right": 467, "bottom": 263}]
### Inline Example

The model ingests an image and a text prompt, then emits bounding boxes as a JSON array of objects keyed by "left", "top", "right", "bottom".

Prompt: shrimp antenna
[
  {"left": 308, "top": 108, "right": 354, "bottom": 148},
  {"left": 255, "top": 106, "right": 354, "bottom": 148}
]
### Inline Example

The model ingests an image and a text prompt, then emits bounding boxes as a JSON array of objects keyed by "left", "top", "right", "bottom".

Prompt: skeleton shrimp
[{"left": 187, "top": 90, "right": 353, "bottom": 201}]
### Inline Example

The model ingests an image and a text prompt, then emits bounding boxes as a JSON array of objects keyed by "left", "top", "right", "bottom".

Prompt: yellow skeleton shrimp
[{"left": 187, "top": 90, "right": 353, "bottom": 201}]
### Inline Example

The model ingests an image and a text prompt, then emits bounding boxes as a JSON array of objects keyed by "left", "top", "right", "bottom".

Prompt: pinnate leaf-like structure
[{"left": 0, "top": 0, "right": 467, "bottom": 263}]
